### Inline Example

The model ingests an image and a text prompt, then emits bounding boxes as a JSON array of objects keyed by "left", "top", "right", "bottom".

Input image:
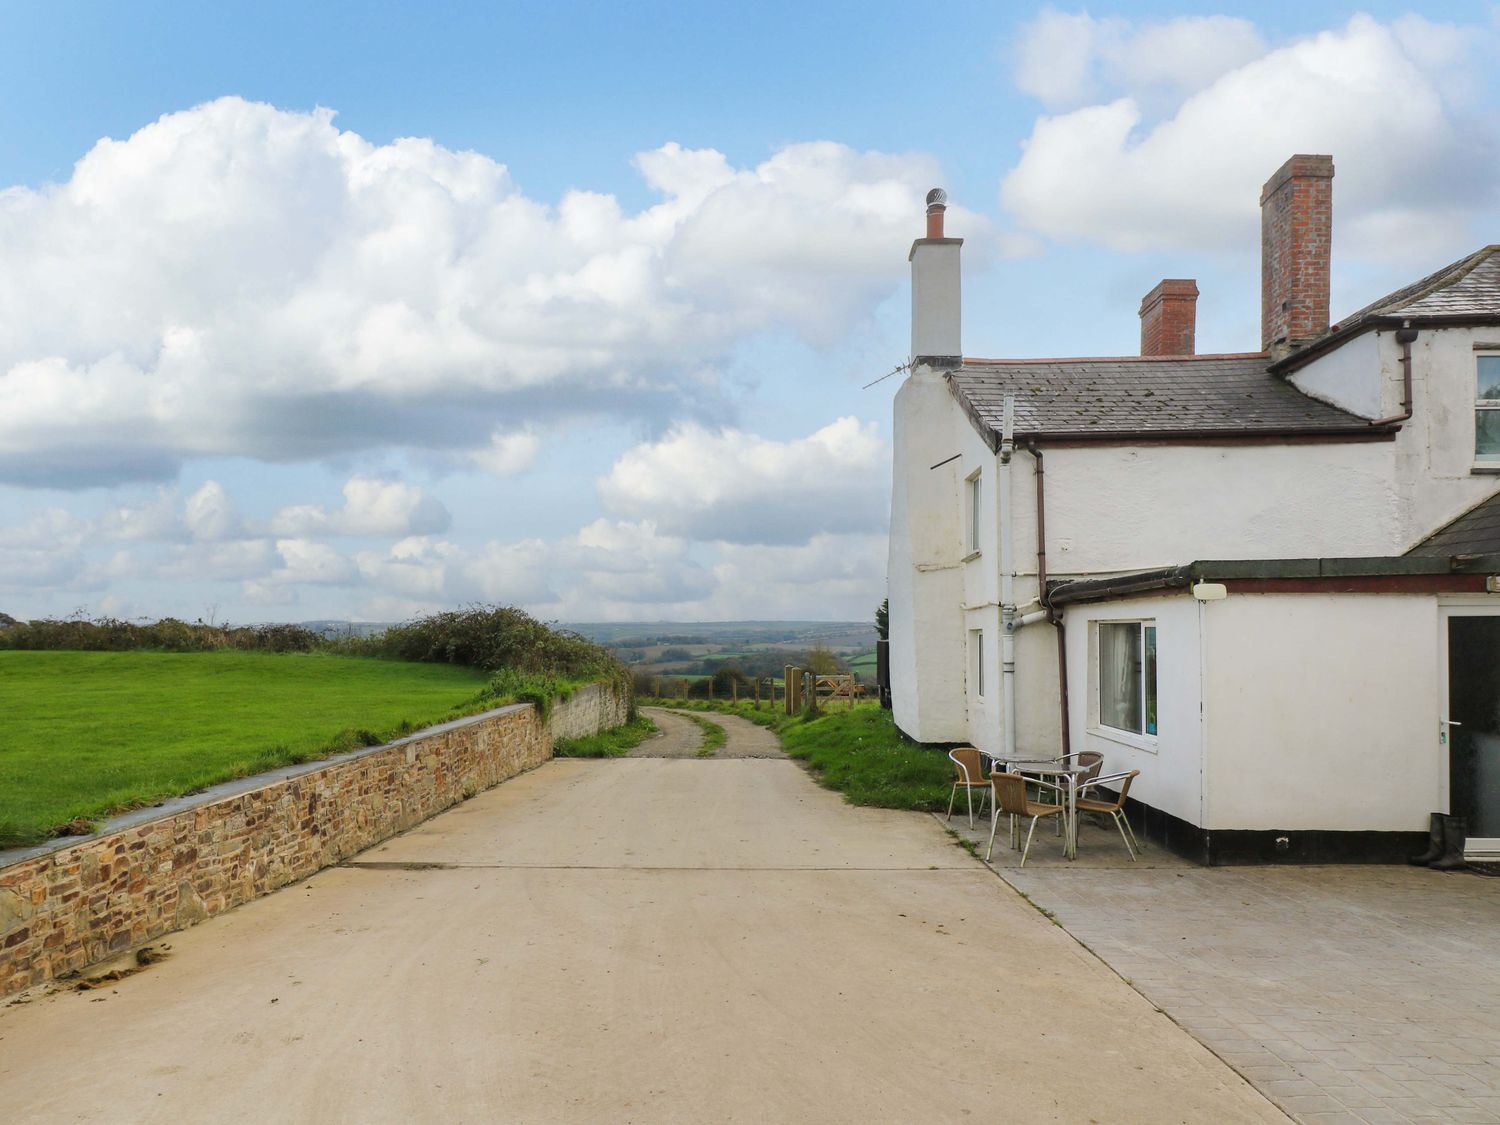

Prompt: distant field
[
  {"left": 0, "top": 651, "right": 489, "bottom": 848},
  {"left": 848, "top": 651, "right": 877, "bottom": 671}
]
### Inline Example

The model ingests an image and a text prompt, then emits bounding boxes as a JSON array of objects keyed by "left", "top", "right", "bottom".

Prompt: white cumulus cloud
[
  {"left": 1002, "top": 14, "right": 1497, "bottom": 257},
  {"left": 597, "top": 417, "right": 888, "bottom": 545},
  {"left": 0, "top": 97, "right": 981, "bottom": 488},
  {"left": 270, "top": 475, "right": 450, "bottom": 538}
]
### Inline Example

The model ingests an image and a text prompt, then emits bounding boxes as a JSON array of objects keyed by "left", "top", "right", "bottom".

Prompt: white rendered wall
[
  {"left": 1288, "top": 326, "right": 1500, "bottom": 550},
  {"left": 1289, "top": 329, "right": 1385, "bottom": 417},
  {"left": 1036, "top": 441, "right": 1399, "bottom": 574},
  {"left": 1062, "top": 596, "right": 1205, "bottom": 827},
  {"left": 1201, "top": 594, "right": 1442, "bottom": 831},
  {"left": 888, "top": 364, "right": 969, "bottom": 742},
  {"left": 910, "top": 240, "right": 961, "bottom": 359}
]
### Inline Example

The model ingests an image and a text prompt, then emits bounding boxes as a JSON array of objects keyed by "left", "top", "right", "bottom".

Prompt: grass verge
[
  {"left": 669, "top": 711, "right": 727, "bottom": 757},
  {"left": 553, "top": 714, "right": 658, "bottom": 758}
]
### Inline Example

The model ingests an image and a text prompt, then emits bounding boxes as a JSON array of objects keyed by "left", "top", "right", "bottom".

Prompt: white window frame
[
  {"left": 969, "top": 628, "right": 984, "bottom": 698},
  {"left": 1476, "top": 351, "right": 1500, "bottom": 467},
  {"left": 1091, "top": 619, "right": 1157, "bottom": 748},
  {"left": 964, "top": 469, "right": 982, "bottom": 558}
]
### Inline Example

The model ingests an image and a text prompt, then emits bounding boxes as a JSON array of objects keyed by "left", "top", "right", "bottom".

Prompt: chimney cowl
[{"left": 925, "top": 187, "right": 947, "bottom": 239}]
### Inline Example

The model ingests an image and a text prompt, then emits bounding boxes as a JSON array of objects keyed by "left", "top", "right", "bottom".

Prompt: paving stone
[{"left": 933, "top": 828, "right": 1500, "bottom": 1125}]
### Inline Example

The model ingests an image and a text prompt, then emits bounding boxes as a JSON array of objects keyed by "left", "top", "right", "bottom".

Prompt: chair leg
[
  {"left": 985, "top": 804, "right": 1002, "bottom": 861},
  {"left": 966, "top": 784, "right": 974, "bottom": 828},
  {"left": 946, "top": 783, "right": 957, "bottom": 822},
  {"left": 1111, "top": 810, "right": 1137, "bottom": 861},
  {"left": 1121, "top": 812, "right": 1144, "bottom": 853},
  {"left": 1020, "top": 816, "right": 1040, "bottom": 868}
]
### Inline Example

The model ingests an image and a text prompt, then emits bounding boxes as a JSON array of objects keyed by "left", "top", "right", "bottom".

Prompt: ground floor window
[{"left": 1099, "top": 621, "right": 1156, "bottom": 736}]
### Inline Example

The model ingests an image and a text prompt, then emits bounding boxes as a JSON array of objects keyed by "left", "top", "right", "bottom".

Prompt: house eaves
[{"left": 1047, "top": 555, "right": 1500, "bottom": 607}]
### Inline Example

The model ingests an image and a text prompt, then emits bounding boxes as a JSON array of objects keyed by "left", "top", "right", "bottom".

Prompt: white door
[{"left": 1441, "top": 605, "right": 1500, "bottom": 859}]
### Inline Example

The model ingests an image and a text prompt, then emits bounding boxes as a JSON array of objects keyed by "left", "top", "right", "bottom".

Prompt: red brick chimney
[
  {"left": 1261, "top": 154, "right": 1334, "bottom": 353},
  {"left": 925, "top": 189, "right": 946, "bottom": 239},
  {"left": 1139, "top": 279, "right": 1198, "bottom": 356}
]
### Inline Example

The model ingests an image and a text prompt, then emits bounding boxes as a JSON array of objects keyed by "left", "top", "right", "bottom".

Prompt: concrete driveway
[{"left": 0, "top": 755, "right": 1281, "bottom": 1123}]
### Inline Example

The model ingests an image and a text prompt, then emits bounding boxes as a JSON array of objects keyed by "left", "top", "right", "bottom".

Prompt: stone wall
[
  {"left": 0, "top": 684, "right": 629, "bottom": 998},
  {"left": 548, "top": 680, "right": 630, "bottom": 742}
]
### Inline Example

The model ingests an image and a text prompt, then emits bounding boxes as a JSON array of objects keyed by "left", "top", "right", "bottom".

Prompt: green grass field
[{"left": 0, "top": 651, "right": 490, "bottom": 848}]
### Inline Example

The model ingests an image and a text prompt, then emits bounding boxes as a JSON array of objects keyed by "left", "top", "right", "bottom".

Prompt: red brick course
[
  {"left": 0, "top": 686, "right": 625, "bottom": 998},
  {"left": 1261, "top": 154, "right": 1334, "bottom": 351},
  {"left": 1139, "top": 279, "right": 1199, "bottom": 357}
]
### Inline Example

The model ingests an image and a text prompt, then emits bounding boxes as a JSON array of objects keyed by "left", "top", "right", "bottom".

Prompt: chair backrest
[
  {"left": 1077, "top": 751, "right": 1104, "bottom": 785},
  {"left": 949, "top": 747, "right": 984, "bottom": 785},
  {"left": 990, "top": 771, "right": 1031, "bottom": 816},
  {"left": 1085, "top": 770, "right": 1140, "bottom": 810}
]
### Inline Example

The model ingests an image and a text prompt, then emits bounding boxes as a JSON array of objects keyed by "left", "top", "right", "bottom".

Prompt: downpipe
[
  {"left": 999, "top": 397, "right": 1018, "bottom": 762},
  {"left": 1369, "top": 322, "right": 1418, "bottom": 427}
]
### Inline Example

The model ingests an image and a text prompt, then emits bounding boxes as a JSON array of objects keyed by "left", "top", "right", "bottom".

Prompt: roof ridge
[
  {"left": 961, "top": 351, "right": 1267, "bottom": 365},
  {"left": 1336, "top": 245, "right": 1498, "bottom": 329}
]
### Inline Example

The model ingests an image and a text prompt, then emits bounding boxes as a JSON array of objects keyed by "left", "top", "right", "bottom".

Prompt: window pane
[
  {"left": 1099, "top": 623, "right": 1142, "bottom": 733},
  {"left": 1143, "top": 625, "right": 1158, "bottom": 736},
  {"left": 968, "top": 476, "right": 981, "bottom": 551},
  {"left": 1479, "top": 357, "right": 1500, "bottom": 401},
  {"left": 1477, "top": 410, "right": 1500, "bottom": 458}
]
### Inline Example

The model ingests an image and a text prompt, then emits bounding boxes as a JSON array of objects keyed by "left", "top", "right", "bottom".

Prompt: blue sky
[{"left": 2, "top": 2, "right": 1498, "bottom": 624}]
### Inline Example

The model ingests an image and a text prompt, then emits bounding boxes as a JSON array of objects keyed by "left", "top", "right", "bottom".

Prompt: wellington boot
[
  {"left": 1428, "top": 814, "right": 1468, "bottom": 872},
  {"left": 1408, "top": 813, "right": 1444, "bottom": 866}
]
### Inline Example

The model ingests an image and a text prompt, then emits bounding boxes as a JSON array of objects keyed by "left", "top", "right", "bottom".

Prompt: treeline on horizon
[{"left": 0, "top": 607, "right": 622, "bottom": 682}]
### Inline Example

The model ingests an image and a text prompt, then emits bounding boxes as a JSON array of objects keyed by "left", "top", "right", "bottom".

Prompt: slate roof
[
  {"left": 1406, "top": 489, "right": 1500, "bottom": 558},
  {"left": 1336, "top": 246, "right": 1500, "bottom": 333},
  {"left": 948, "top": 353, "right": 1377, "bottom": 445}
]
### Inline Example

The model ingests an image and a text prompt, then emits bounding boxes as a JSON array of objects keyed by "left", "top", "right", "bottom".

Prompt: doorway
[{"left": 1446, "top": 614, "right": 1500, "bottom": 853}]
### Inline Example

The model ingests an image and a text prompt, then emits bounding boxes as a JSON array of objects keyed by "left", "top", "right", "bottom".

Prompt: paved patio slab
[
  {"left": 948, "top": 812, "right": 1500, "bottom": 1124},
  {"left": 0, "top": 758, "right": 1279, "bottom": 1123}
]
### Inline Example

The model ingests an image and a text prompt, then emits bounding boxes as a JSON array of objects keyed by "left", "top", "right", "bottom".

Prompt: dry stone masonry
[{"left": 0, "top": 682, "right": 628, "bottom": 998}]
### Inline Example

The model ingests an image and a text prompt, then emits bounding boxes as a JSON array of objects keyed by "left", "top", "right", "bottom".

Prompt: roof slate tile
[{"left": 948, "top": 354, "right": 1373, "bottom": 441}]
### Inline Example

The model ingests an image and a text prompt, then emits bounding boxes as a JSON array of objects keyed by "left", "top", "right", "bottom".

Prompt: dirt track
[
  {"left": 0, "top": 753, "right": 1282, "bottom": 1124},
  {"left": 634, "top": 706, "right": 784, "bottom": 758}
]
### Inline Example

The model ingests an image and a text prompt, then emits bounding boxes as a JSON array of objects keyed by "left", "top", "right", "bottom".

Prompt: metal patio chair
[
  {"left": 945, "top": 747, "right": 991, "bottom": 828},
  {"left": 986, "top": 771, "right": 1066, "bottom": 866},
  {"left": 1074, "top": 770, "right": 1143, "bottom": 860}
]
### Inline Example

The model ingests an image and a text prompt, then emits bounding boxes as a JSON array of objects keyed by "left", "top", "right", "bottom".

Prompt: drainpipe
[
  {"left": 1369, "top": 322, "right": 1418, "bottom": 427},
  {"left": 999, "top": 397, "right": 1017, "bottom": 762},
  {"left": 1023, "top": 440, "right": 1071, "bottom": 759}
]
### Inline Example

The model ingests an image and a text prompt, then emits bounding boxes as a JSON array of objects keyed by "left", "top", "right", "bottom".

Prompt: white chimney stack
[{"left": 910, "top": 187, "right": 962, "bottom": 364}]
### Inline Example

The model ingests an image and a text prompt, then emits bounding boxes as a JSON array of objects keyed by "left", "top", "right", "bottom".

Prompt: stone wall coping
[{"left": 0, "top": 701, "right": 531, "bottom": 871}]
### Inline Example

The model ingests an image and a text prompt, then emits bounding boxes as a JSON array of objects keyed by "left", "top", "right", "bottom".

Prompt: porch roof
[
  {"left": 1048, "top": 555, "right": 1500, "bottom": 607},
  {"left": 1407, "top": 490, "right": 1500, "bottom": 558}
]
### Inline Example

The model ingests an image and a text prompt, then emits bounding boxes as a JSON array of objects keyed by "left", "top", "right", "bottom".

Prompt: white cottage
[{"left": 887, "top": 156, "right": 1500, "bottom": 864}]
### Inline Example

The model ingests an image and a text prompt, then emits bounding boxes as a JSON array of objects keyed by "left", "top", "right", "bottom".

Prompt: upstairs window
[
  {"left": 966, "top": 470, "right": 982, "bottom": 555},
  {"left": 1476, "top": 355, "right": 1500, "bottom": 464},
  {"left": 1098, "top": 621, "right": 1157, "bottom": 737}
]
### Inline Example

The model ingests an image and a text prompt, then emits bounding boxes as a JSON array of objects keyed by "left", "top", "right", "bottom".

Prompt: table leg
[{"left": 1066, "top": 775, "right": 1077, "bottom": 860}]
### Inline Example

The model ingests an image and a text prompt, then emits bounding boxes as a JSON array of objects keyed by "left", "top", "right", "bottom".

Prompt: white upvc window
[
  {"left": 1098, "top": 621, "right": 1157, "bottom": 738},
  {"left": 965, "top": 469, "right": 982, "bottom": 555},
  {"left": 1477, "top": 354, "right": 1500, "bottom": 464},
  {"left": 970, "top": 628, "right": 985, "bottom": 698}
]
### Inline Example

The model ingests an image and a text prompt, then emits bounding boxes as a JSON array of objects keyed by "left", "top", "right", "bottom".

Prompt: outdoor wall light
[
  {"left": 1486, "top": 576, "right": 1500, "bottom": 593},
  {"left": 1192, "top": 582, "right": 1228, "bottom": 601}
]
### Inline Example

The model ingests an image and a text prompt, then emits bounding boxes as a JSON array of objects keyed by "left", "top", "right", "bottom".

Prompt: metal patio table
[{"left": 981, "top": 754, "right": 1086, "bottom": 860}]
